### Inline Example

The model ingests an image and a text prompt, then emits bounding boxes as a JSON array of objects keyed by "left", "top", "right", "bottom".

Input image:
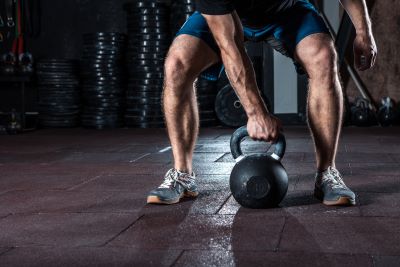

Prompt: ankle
[
  {"left": 317, "top": 164, "right": 336, "bottom": 174},
  {"left": 174, "top": 166, "right": 193, "bottom": 175}
]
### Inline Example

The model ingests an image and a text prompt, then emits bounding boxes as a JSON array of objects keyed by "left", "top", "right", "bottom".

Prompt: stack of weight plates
[
  {"left": 170, "top": 0, "right": 196, "bottom": 34},
  {"left": 196, "top": 77, "right": 219, "bottom": 127},
  {"left": 36, "top": 59, "right": 80, "bottom": 128},
  {"left": 80, "top": 32, "right": 127, "bottom": 129},
  {"left": 124, "top": 1, "right": 171, "bottom": 128}
]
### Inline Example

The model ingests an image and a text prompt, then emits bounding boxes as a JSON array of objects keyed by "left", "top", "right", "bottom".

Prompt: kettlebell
[
  {"left": 230, "top": 126, "right": 288, "bottom": 209},
  {"left": 378, "top": 97, "right": 396, "bottom": 127},
  {"left": 351, "top": 97, "right": 376, "bottom": 127}
]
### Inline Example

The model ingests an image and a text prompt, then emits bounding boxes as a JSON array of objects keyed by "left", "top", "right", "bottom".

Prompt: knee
[
  {"left": 164, "top": 53, "right": 194, "bottom": 88},
  {"left": 306, "top": 45, "right": 338, "bottom": 83}
]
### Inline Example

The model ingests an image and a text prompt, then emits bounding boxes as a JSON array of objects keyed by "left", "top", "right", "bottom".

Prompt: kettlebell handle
[{"left": 230, "top": 126, "right": 286, "bottom": 162}]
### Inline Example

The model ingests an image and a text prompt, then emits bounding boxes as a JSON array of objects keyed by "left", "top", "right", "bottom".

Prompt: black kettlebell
[
  {"left": 351, "top": 97, "right": 376, "bottom": 127},
  {"left": 230, "top": 126, "right": 288, "bottom": 209},
  {"left": 378, "top": 97, "right": 396, "bottom": 127}
]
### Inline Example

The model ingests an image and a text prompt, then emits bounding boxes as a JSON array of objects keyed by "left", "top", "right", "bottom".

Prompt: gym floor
[{"left": 0, "top": 126, "right": 399, "bottom": 266}]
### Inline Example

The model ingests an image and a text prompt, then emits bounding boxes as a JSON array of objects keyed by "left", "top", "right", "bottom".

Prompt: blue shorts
[{"left": 176, "top": 0, "right": 330, "bottom": 80}]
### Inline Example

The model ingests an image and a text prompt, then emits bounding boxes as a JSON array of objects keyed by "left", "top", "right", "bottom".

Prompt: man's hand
[
  {"left": 353, "top": 32, "right": 377, "bottom": 71},
  {"left": 247, "top": 113, "right": 282, "bottom": 143}
]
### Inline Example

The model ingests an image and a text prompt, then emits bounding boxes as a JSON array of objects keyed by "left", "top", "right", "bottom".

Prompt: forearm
[
  {"left": 203, "top": 13, "right": 269, "bottom": 117},
  {"left": 220, "top": 42, "right": 269, "bottom": 116},
  {"left": 339, "top": 0, "right": 372, "bottom": 34}
]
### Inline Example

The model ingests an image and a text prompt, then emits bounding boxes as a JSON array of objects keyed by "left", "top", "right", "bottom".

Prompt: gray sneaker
[
  {"left": 147, "top": 168, "right": 199, "bottom": 205},
  {"left": 314, "top": 166, "right": 356, "bottom": 206}
]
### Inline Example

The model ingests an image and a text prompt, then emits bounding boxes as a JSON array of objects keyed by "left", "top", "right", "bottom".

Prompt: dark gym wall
[
  {"left": 0, "top": 0, "right": 131, "bottom": 112},
  {"left": 1, "top": 0, "right": 128, "bottom": 59}
]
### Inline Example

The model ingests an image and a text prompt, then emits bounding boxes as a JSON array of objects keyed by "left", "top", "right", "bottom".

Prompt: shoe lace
[
  {"left": 159, "top": 169, "right": 179, "bottom": 189},
  {"left": 322, "top": 167, "right": 347, "bottom": 189},
  {"left": 159, "top": 169, "right": 196, "bottom": 189}
]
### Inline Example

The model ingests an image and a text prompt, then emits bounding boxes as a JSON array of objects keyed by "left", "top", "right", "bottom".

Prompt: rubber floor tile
[
  {"left": 71, "top": 173, "right": 161, "bottom": 192},
  {"left": 0, "top": 151, "right": 66, "bottom": 164},
  {"left": 0, "top": 189, "right": 114, "bottom": 214},
  {"left": 0, "top": 173, "right": 95, "bottom": 194},
  {"left": 174, "top": 250, "right": 373, "bottom": 267},
  {"left": 59, "top": 152, "right": 146, "bottom": 163},
  {"left": 108, "top": 213, "right": 285, "bottom": 251},
  {"left": 350, "top": 163, "right": 400, "bottom": 176},
  {"left": 358, "top": 192, "right": 400, "bottom": 217},
  {"left": 82, "top": 188, "right": 229, "bottom": 214},
  {"left": 346, "top": 175, "right": 400, "bottom": 193},
  {"left": 0, "top": 212, "right": 141, "bottom": 247},
  {"left": 194, "top": 163, "right": 235, "bottom": 175},
  {"left": 303, "top": 152, "right": 395, "bottom": 163},
  {"left": 196, "top": 175, "right": 230, "bottom": 191},
  {"left": 218, "top": 192, "right": 360, "bottom": 217},
  {"left": 0, "top": 247, "right": 181, "bottom": 267},
  {"left": 279, "top": 216, "right": 400, "bottom": 254}
]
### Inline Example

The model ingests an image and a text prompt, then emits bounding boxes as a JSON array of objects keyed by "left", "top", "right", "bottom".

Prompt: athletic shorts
[{"left": 176, "top": 0, "right": 330, "bottom": 80}]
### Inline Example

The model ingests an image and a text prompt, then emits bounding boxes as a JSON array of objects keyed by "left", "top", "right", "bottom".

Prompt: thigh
[
  {"left": 263, "top": 0, "right": 330, "bottom": 74},
  {"left": 167, "top": 34, "right": 220, "bottom": 77},
  {"left": 172, "top": 11, "right": 223, "bottom": 81}
]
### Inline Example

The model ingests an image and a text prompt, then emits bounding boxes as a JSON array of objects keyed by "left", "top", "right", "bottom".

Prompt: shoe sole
[
  {"left": 314, "top": 189, "right": 356, "bottom": 206},
  {"left": 147, "top": 190, "right": 199, "bottom": 205},
  {"left": 322, "top": 196, "right": 356, "bottom": 206}
]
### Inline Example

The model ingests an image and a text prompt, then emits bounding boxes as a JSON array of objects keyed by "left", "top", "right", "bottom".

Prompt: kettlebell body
[
  {"left": 378, "top": 97, "right": 396, "bottom": 127},
  {"left": 351, "top": 97, "right": 376, "bottom": 127},
  {"left": 229, "top": 126, "right": 288, "bottom": 209}
]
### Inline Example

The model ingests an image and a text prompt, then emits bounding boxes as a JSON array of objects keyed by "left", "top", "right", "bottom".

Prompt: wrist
[
  {"left": 355, "top": 23, "right": 372, "bottom": 36},
  {"left": 247, "top": 106, "right": 270, "bottom": 119}
]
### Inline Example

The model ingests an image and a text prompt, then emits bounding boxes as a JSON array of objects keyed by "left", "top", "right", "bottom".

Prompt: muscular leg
[
  {"left": 294, "top": 33, "right": 343, "bottom": 172},
  {"left": 163, "top": 35, "right": 219, "bottom": 174}
]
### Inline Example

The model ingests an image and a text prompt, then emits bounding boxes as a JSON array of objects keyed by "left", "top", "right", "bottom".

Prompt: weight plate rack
[
  {"left": 37, "top": 59, "right": 81, "bottom": 128},
  {"left": 124, "top": 0, "right": 171, "bottom": 128},
  {"left": 80, "top": 32, "right": 127, "bottom": 129}
]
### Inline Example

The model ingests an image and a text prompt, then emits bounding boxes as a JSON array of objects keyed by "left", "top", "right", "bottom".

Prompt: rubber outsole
[
  {"left": 147, "top": 190, "right": 199, "bottom": 205},
  {"left": 314, "top": 188, "right": 356, "bottom": 206}
]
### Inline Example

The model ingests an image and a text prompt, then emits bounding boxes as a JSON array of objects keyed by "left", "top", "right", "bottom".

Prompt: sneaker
[
  {"left": 147, "top": 168, "right": 199, "bottom": 204},
  {"left": 314, "top": 166, "right": 356, "bottom": 206}
]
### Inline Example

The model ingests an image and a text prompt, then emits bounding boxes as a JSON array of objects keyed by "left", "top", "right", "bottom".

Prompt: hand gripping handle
[{"left": 230, "top": 126, "right": 286, "bottom": 162}]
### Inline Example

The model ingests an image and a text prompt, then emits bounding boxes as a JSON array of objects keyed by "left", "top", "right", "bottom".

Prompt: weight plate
[
  {"left": 124, "top": 1, "right": 168, "bottom": 8},
  {"left": 215, "top": 84, "right": 247, "bottom": 127},
  {"left": 130, "top": 33, "right": 170, "bottom": 40},
  {"left": 80, "top": 63, "right": 122, "bottom": 69},
  {"left": 128, "top": 52, "right": 164, "bottom": 60},
  {"left": 82, "top": 87, "right": 125, "bottom": 93},
  {"left": 124, "top": 119, "right": 165, "bottom": 128},
  {"left": 82, "top": 82, "right": 124, "bottom": 88},
  {"left": 134, "top": 28, "right": 167, "bottom": 35},
  {"left": 126, "top": 21, "right": 167, "bottom": 28},
  {"left": 128, "top": 78, "right": 163, "bottom": 86},
  {"left": 128, "top": 39, "right": 170, "bottom": 47},
  {"left": 128, "top": 46, "right": 167, "bottom": 54},
  {"left": 127, "top": 59, "right": 165, "bottom": 66},
  {"left": 127, "top": 96, "right": 162, "bottom": 105},
  {"left": 127, "top": 65, "right": 164, "bottom": 73},
  {"left": 126, "top": 90, "right": 163, "bottom": 96},
  {"left": 124, "top": 114, "right": 164, "bottom": 122},
  {"left": 126, "top": 9, "right": 168, "bottom": 15},
  {"left": 81, "top": 55, "right": 124, "bottom": 61},
  {"left": 130, "top": 72, "right": 163, "bottom": 80},
  {"left": 82, "top": 49, "right": 122, "bottom": 56}
]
